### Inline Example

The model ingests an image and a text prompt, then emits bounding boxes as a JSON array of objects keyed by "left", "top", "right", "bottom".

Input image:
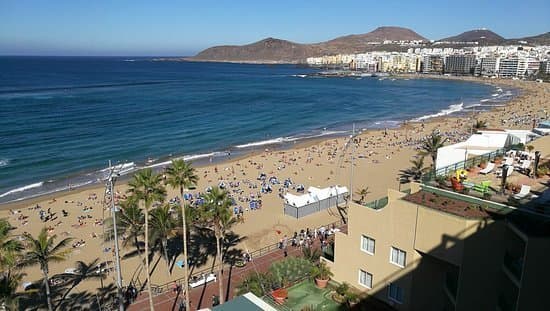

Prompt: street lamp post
[{"left": 107, "top": 160, "right": 125, "bottom": 311}]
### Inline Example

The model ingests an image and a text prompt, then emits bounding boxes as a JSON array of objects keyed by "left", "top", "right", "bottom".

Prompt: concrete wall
[
  {"left": 413, "top": 207, "right": 469, "bottom": 266},
  {"left": 516, "top": 235, "right": 550, "bottom": 310},
  {"left": 330, "top": 190, "right": 419, "bottom": 310},
  {"left": 409, "top": 254, "right": 456, "bottom": 311},
  {"left": 454, "top": 219, "right": 506, "bottom": 310}
]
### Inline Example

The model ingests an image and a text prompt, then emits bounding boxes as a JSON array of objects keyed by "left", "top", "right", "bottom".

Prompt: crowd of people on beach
[{"left": 3, "top": 79, "right": 547, "bottom": 308}]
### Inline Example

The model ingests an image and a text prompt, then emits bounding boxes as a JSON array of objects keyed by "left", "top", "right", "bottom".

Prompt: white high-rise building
[
  {"left": 498, "top": 58, "right": 519, "bottom": 78},
  {"left": 480, "top": 57, "right": 499, "bottom": 76}
]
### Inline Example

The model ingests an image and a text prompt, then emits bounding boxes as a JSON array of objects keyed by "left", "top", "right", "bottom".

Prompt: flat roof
[
  {"left": 403, "top": 187, "right": 550, "bottom": 236},
  {"left": 212, "top": 293, "right": 277, "bottom": 311}
]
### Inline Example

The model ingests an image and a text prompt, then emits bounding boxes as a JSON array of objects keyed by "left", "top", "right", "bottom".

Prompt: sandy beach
[{"left": 2, "top": 77, "right": 549, "bottom": 299}]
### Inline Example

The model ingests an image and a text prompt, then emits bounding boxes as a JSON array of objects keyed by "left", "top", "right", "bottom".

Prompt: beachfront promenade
[{"left": 128, "top": 224, "right": 346, "bottom": 311}]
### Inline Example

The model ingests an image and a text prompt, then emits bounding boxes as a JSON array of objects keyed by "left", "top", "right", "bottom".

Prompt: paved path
[{"left": 127, "top": 228, "right": 345, "bottom": 311}]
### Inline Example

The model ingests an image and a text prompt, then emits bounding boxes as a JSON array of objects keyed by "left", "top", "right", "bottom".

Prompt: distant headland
[{"left": 169, "top": 26, "right": 550, "bottom": 64}]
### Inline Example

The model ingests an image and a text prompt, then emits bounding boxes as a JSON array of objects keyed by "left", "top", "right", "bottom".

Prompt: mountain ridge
[
  {"left": 189, "top": 27, "right": 549, "bottom": 63},
  {"left": 437, "top": 29, "right": 505, "bottom": 45}
]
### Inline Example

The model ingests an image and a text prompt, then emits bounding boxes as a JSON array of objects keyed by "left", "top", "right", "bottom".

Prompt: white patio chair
[
  {"left": 480, "top": 162, "right": 495, "bottom": 174},
  {"left": 513, "top": 185, "right": 531, "bottom": 200},
  {"left": 500, "top": 157, "right": 514, "bottom": 167}
]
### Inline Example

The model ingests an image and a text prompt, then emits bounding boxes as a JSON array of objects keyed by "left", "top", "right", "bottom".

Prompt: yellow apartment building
[{"left": 323, "top": 183, "right": 550, "bottom": 311}]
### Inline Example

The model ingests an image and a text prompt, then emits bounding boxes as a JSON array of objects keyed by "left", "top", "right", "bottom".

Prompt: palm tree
[
  {"left": 127, "top": 168, "right": 166, "bottom": 311},
  {"left": 399, "top": 156, "right": 428, "bottom": 182},
  {"left": 105, "top": 198, "right": 145, "bottom": 262},
  {"left": 165, "top": 159, "right": 198, "bottom": 311},
  {"left": 149, "top": 204, "right": 177, "bottom": 274},
  {"left": 196, "top": 187, "right": 235, "bottom": 304},
  {"left": 0, "top": 270, "right": 26, "bottom": 310},
  {"left": 355, "top": 187, "right": 370, "bottom": 204},
  {"left": 473, "top": 119, "right": 488, "bottom": 130},
  {"left": 0, "top": 219, "right": 22, "bottom": 274},
  {"left": 301, "top": 247, "right": 321, "bottom": 263},
  {"left": 20, "top": 228, "right": 72, "bottom": 311},
  {"left": 54, "top": 258, "right": 105, "bottom": 311},
  {"left": 235, "top": 272, "right": 274, "bottom": 297},
  {"left": 420, "top": 131, "right": 448, "bottom": 167}
]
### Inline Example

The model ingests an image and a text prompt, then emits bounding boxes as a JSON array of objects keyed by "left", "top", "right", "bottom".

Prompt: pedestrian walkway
[{"left": 127, "top": 226, "right": 345, "bottom": 311}]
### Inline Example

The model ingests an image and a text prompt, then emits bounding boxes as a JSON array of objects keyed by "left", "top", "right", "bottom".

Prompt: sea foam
[
  {"left": 235, "top": 131, "right": 347, "bottom": 149},
  {"left": 412, "top": 103, "right": 464, "bottom": 122},
  {"left": 0, "top": 182, "right": 44, "bottom": 198}
]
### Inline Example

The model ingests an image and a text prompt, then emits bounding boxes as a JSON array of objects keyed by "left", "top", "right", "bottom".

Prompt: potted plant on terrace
[
  {"left": 311, "top": 261, "right": 333, "bottom": 288},
  {"left": 271, "top": 288, "right": 288, "bottom": 304}
]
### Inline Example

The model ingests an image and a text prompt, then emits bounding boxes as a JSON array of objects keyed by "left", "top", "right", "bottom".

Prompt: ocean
[{"left": 0, "top": 56, "right": 515, "bottom": 203}]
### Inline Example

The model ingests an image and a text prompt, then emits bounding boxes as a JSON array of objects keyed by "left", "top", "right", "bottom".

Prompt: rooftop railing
[
  {"left": 364, "top": 196, "right": 389, "bottom": 210},
  {"left": 422, "top": 147, "right": 509, "bottom": 183}
]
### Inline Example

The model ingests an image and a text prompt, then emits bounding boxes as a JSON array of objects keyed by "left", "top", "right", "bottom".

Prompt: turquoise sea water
[{"left": 0, "top": 57, "right": 514, "bottom": 203}]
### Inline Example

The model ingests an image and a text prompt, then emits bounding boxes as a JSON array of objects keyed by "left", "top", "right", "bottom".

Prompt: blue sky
[{"left": 1, "top": 0, "right": 549, "bottom": 56}]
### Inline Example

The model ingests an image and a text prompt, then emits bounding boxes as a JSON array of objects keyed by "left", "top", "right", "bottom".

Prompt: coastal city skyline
[
  {"left": 1, "top": 2, "right": 550, "bottom": 311},
  {"left": 1, "top": 0, "right": 549, "bottom": 56}
]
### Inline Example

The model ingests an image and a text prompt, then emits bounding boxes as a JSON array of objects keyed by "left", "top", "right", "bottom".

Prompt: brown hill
[
  {"left": 191, "top": 26, "right": 426, "bottom": 63},
  {"left": 437, "top": 29, "right": 505, "bottom": 45},
  {"left": 192, "top": 37, "right": 315, "bottom": 63},
  {"left": 313, "top": 26, "right": 427, "bottom": 55},
  {"left": 507, "top": 32, "right": 550, "bottom": 45},
  {"left": 326, "top": 26, "right": 427, "bottom": 44}
]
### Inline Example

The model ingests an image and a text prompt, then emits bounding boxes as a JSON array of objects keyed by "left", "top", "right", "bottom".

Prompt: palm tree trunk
[
  {"left": 180, "top": 188, "right": 191, "bottom": 311},
  {"left": 135, "top": 235, "right": 144, "bottom": 265},
  {"left": 216, "top": 232, "right": 224, "bottom": 304},
  {"left": 162, "top": 239, "right": 170, "bottom": 276},
  {"left": 144, "top": 204, "right": 155, "bottom": 311},
  {"left": 42, "top": 268, "right": 53, "bottom": 311}
]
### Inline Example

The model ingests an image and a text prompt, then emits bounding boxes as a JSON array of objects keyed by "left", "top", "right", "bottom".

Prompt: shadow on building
[{"left": 323, "top": 182, "right": 550, "bottom": 311}]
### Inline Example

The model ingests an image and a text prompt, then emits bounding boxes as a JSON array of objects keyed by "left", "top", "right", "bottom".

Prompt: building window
[
  {"left": 358, "top": 270, "right": 372, "bottom": 288},
  {"left": 390, "top": 247, "right": 406, "bottom": 267},
  {"left": 361, "top": 235, "right": 375, "bottom": 254},
  {"left": 388, "top": 283, "right": 404, "bottom": 303}
]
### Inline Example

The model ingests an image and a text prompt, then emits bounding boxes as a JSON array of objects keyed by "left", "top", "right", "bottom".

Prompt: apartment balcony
[
  {"left": 362, "top": 196, "right": 389, "bottom": 210},
  {"left": 497, "top": 293, "right": 517, "bottom": 311},
  {"left": 502, "top": 251, "right": 523, "bottom": 284},
  {"left": 444, "top": 271, "right": 459, "bottom": 303}
]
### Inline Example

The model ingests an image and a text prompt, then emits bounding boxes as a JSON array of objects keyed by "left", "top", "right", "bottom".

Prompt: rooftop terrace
[
  {"left": 421, "top": 143, "right": 550, "bottom": 215},
  {"left": 403, "top": 189, "right": 495, "bottom": 219},
  {"left": 402, "top": 184, "right": 550, "bottom": 236}
]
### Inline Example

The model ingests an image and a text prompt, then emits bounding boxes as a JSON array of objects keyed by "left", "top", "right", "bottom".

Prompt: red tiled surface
[{"left": 128, "top": 240, "right": 324, "bottom": 310}]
